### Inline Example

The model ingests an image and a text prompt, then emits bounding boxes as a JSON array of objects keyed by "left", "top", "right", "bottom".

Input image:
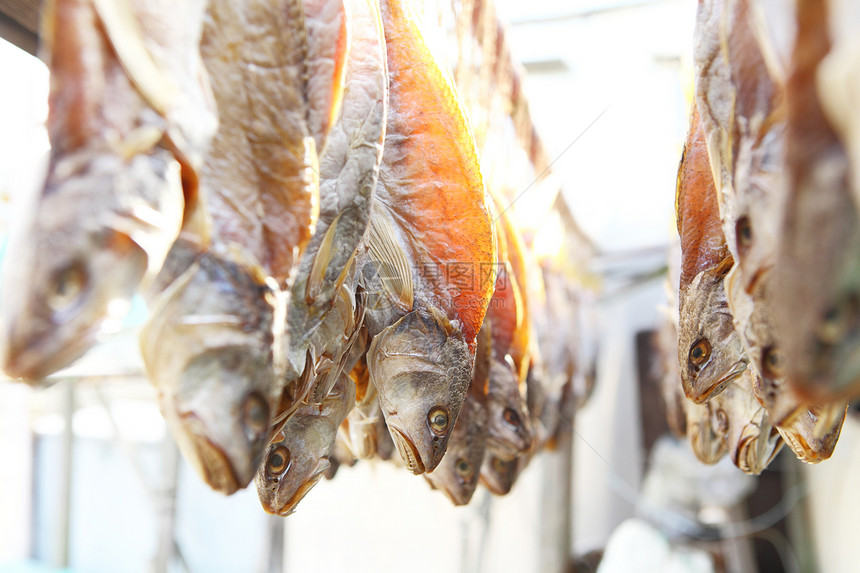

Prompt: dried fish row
[
  {"left": 0, "top": 0, "right": 595, "bottom": 517},
  {"left": 671, "top": 0, "right": 860, "bottom": 474}
]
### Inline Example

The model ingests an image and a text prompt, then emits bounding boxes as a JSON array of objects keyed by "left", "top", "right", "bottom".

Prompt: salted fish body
[{"left": 286, "top": 0, "right": 388, "bottom": 378}]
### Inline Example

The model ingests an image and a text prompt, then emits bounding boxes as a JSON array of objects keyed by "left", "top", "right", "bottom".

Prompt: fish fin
[
  {"left": 307, "top": 210, "right": 356, "bottom": 302},
  {"left": 91, "top": 0, "right": 180, "bottom": 117},
  {"left": 366, "top": 205, "right": 414, "bottom": 311},
  {"left": 711, "top": 253, "right": 735, "bottom": 279},
  {"left": 312, "top": 290, "right": 366, "bottom": 403}
]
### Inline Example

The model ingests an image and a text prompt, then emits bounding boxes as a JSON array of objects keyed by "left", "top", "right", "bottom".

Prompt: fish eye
[
  {"left": 428, "top": 407, "right": 449, "bottom": 435},
  {"left": 715, "top": 409, "right": 728, "bottom": 435},
  {"left": 735, "top": 216, "right": 752, "bottom": 251},
  {"left": 242, "top": 392, "right": 270, "bottom": 439},
  {"left": 688, "top": 338, "right": 711, "bottom": 367},
  {"left": 761, "top": 346, "right": 784, "bottom": 379},
  {"left": 48, "top": 261, "right": 88, "bottom": 312},
  {"left": 266, "top": 446, "right": 291, "bottom": 476},
  {"left": 502, "top": 407, "right": 521, "bottom": 428},
  {"left": 491, "top": 457, "right": 507, "bottom": 473},
  {"left": 816, "top": 297, "right": 858, "bottom": 345},
  {"left": 455, "top": 458, "right": 473, "bottom": 481}
]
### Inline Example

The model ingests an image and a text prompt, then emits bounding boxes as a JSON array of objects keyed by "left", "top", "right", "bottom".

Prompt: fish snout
[
  {"left": 187, "top": 430, "right": 241, "bottom": 494},
  {"left": 389, "top": 425, "right": 426, "bottom": 474}
]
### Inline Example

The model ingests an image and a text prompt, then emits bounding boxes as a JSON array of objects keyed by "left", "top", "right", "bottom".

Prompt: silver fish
[{"left": 256, "top": 370, "right": 355, "bottom": 516}]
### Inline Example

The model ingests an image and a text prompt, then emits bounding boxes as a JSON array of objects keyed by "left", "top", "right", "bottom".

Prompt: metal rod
[
  {"left": 54, "top": 378, "right": 74, "bottom": 568},
  {"left": 153, "top": 435, "right": 180, "bottom": 573}
]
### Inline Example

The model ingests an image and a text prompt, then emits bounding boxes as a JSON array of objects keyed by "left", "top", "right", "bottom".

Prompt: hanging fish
[
  {"left": 775, "top": 405, "right": 846, "bottom": 464},
  {"left": 0, "top": 0, "right": 216, "bottom": 380},
  {"left": 479, "top": 452, "right": 525, "bottom": 496},
  {"left": 425, "top": 319, "right": 492, "bottom": 505},
  {"left": 770, "top": 0, "right": 860, "bottom": 402},
  {"left": 676, "top": 105, "right": 747, "bottom": 404},
  {"left": 483, "top": 197, "right": 533, "bottom": 460},
  {"left": 256, "top": 370, "right": 355, "bottom": 516},
  {"left": 363, "top": 0, "right": 496, "bottom": 475},
  {"left": 286, "top": 0, "right": 387, "bottom": 379},
  {"left": 141, "top": 0, "right": 347, "bottom": 494},
  {"left": 367, "top": 306, "right": 472, "bottom": 474},
  {"left": 684, "top": 399, "right": 727, "bottom": 465},
  {"left": 140, "top": 240, "right": 278, "bottom": 494},
  {"left": 709, "top": 370, "right": 783, "bottom": 475}
]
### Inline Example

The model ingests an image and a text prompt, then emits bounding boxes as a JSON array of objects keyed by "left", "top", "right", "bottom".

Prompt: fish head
[
  {"left": 685, "top": 400, "right": 726, "bottom": 465},
  {"left": 711, "top": 375, "right": 782, "bottom": 475},
  {"left": 771, "top": 153, "right": 860, "bottom": 401},
  {"left": 678, "top": 267, "right": 748, "bottom": 403},
  {"left": 486, "top": 356, "right": 533, "bottom": 459},
  {"left": 256, "top": 374, "right": 355, "bottom": 515},
  {"left": 745, "top": 284, "right": 803, "bottom": 425},
  {"left": 142, "top": 251, "right": 278, "bottom": 495},
  {"left": 479, "top": 452, "right": 522, "bottom": 496},
  {"left": 424, "top": 395, "right": 488, "bottom": 505},
  {"left": 0, "top": 172, "right": 155, "bottom": 379},
  {"left": 173, "top": 346, "right": 274, "bottom": 494},
  {"left": 731, "top": 421, "right": 782, "bottom": 476},
  {"left": 777, "top": 404, "right": 845, "bottom": 464},
  {"left": 731, "top": 123, "right": 786, "bottom": 292},
  {"left": 255, "top": 419, "right": 333, "bottom": 516},
  {"left": 368, "top": 306, "right": 472, "bottom": 474}
]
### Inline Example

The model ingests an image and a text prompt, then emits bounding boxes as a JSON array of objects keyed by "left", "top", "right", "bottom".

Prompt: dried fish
[
  {"left": 367, "top": 306, "right": 471, "bottom": 474},
  {"left": 676, "top": 106, "right": 747, "bottom": 404},
  {"left": 425, "top": 320, "right": 492, "bottom": 505},
  {"left": 363, "top": 0, "right": 496, "bottom": 475},
  {"left": 771, "top": 0, "right": 860, "bottom": 402},
  {"left": 286, "top": 0, "right": 388, "bottom": 378},
  {"left": 140, "top": 240, "right": 278, "bottom": 494},
  {"left": 1, "top": 0, "right": 216, "bottom": 380},
  {"left": 256, "top": 370, "right": 355, "bottom": 516},
  {"left": 709, "top": 370, "right": 783, "bottom": 475}
]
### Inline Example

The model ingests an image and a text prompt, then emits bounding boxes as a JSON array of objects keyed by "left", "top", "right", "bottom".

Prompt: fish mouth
[
  {"left": 276, "top": 460, "right": 330, "bottom": 517},
  {"left": 689, "top": 424, "right": 725, "bottom": 465},
  {"left": 390, "top": 426, "right": 425, "bottom": 474},
  {"left": 777, "top": 427, "right": 821, "bottom": 464},
  {"left": 735, "top": 424, "right": 782, "bottom": 475},
  {"left": 188, "top": 433, "right": 241, "bottom": 494},
  {"left": 439, "top": 481, "right": 476, "bottom": 506},
  {"left": 2, "top": 320, "right": 103, "bottom": 381},
  {"left": 425, "top": 471, "right": 478, "bottom": 506},
  {"left": 485, "top": 435, "right": 521, "bottom": 461},
  {"left": 691, "top": 359, "right": 749, "bottom": 404},
  {"left": 767, "top": 388, "right": 803, "bottom": 427},
  {"left": 479, "top": 458, "right": 517, "bottom": 495}
]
